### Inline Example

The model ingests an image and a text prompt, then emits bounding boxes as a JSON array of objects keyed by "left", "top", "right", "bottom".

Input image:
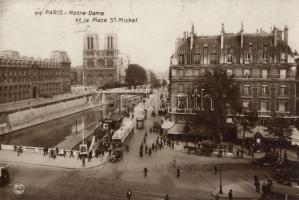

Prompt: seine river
[{"left": 0, "top": 108, "right": 103, "bottom": 148}]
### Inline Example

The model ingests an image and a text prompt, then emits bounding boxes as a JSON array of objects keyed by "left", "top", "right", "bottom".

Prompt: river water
[{"left": 0, "top": 108, "right": 103, "bottom": 148}]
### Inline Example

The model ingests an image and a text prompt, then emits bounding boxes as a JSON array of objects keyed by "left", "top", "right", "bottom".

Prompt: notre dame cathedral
[{"left": 83, "top": 31, "right": 129, "bottom": 87}]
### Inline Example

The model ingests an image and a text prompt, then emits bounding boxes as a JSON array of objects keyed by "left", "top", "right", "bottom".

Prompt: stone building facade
[
  {"left": 83, "top": 32, "right": 129, "bottom": 86},
  {"left": 0, "top": 50, "right": 71, "bottom": 104},
  {"left": 169, "top": 24, "right": 297, "bottom": 125}
]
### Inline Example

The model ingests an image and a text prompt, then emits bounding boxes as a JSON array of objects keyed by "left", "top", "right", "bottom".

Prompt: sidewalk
[
  {"left": 211, "top": 181, "right": 261, "bottom": 200},
  {"left": 0, "top": 149, "right": 108, "bottom": 169}
]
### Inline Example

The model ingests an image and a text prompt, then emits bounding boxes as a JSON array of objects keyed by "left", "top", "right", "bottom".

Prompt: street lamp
[
  {"left": 219, "top": 166, "right": 223, "bottom": 194},
  {"left": 214, "top": 165, "right": 223, "bottom": 194}
]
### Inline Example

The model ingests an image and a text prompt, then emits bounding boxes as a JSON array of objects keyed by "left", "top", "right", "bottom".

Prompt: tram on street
[{"left": 136, "top": 109, "right": 146, "bottom": 129}]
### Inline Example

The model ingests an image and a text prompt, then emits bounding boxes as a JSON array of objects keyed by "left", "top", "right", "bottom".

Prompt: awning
[
  {"left": 167, "top": 124, "right": 185, "bottom": 135},
  {"left": 161, "top": 120, "right": 175, "bottom": 130},
  {"left": 167, "top": 123, "right": 210, "bottom": 136}
]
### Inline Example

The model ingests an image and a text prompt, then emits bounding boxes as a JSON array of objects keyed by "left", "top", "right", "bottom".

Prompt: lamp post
[{"left": 219, "top": 166, "right": 223, "bottom": 194}]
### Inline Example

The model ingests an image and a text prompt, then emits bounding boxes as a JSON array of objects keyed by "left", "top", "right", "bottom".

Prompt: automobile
[
  {"left": 109, "top": 148, "right": 123, "bottom": 163},
  {"left": 0, "top": 163, "right": 10, "bottom": 186},
  {"left": 253, "top": 153, "right": 278, "bottom": 166},
  {"left": 153, "top": 122, "right": 160, "bottom": 132},
  {"left": 275, "top": 161, "right": 299, "bottom": 185}
]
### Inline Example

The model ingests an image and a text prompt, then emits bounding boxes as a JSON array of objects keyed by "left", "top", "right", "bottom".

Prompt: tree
[
  {"left": 125, "top": 64, "right": 147, "bottom": 86},
  {"left": 161, "top": 79, "right": 168, "bottom": 88},
  {"left": 194, "top": 66, "right": 242, "bottom": 142},
  {"left": 267, "top": 116, "right": 292, "bottom": 162},
  {"left": 240, "top": 111, "right": 258, "bottom": 158},
  {"left": 149, "top": 71, "right": 161, "bottom": 88}
]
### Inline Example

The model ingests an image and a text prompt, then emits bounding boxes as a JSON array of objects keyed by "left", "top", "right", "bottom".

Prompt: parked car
[
  {"left": 0, "top": 163, "right": 9, "bottom": 186},
  {"left": 253, "top": 153, "right": 278, "bottom": 166},
  {"left": 109, "top": 148, "right": 123, "bottom": 163}
]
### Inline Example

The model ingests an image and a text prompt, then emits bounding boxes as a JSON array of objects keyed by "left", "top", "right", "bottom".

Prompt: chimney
[
  {"left": 274, "top": 26, "right": 277, "bottom": 46},
  {"left": 240, "top": 22, "right": 244, "bottom": 48},
  {"left": 221, "top": 23, "right": 225, "bottom": 49},
  {"left": 284, "top": 25, "right": 288, "bottom": 45},
  {"left": 220, "top": 23, "right": 225, "bottom": 63},
  {"left": 190, "top": 23, "right": 194, "bottom": 50}
]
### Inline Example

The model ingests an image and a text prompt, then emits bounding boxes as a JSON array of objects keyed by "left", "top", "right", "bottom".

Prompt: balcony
[
  {"left": 275, "top": 111, "right": 290, "bottom": 118},
  {"left": 258, "top": 111, "right": 271, "bottom": 117}
]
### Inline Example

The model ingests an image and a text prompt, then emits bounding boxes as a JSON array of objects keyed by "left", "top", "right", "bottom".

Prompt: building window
[
  {"left": 178, "top": 84, "right": 184, "bottom": 93},
  {"left": 261, "top": 69, "right": 268, "bottom": 79},
  {"left": 178, "top": 70, "right": 184, "bottom": 78},
  {"left": 261, "top": 85, "right": 268, "bottom": 95},
  {"left": 194, "top": 54, "right": 201, "bottom": 64},
  {"left": 179, "top": 55, "right": 184, "bottom": 64},
  {"left": 227, "top": 69, "right": 233, "bottom": 76},
  {"left": 210, "top": 53, "right": 217, "bottom": 64},
  {"left": 243, "top": 69, "right": 250, "bottom": 78},
  {"left": 243, "top": 85, "right": 250, "bottom": 95},
  {"left": 278, "top": 102, "right": 286, "bottom": 112},
  {"left": 185, "top": 69, "right": 192, "bottom": 76},
  {"left": 260, "top": 101, "right": 268, "bottom": 112},
  {"left": 242, "top": 100, "right": 251, "bottom": 110},
  {"left": 281, "top": 53, "right": 286, "bottom": 63},
  {"left": 263, "top": 52, "right": 267, "bottom": 59},
  {"left": 279, "top": 85, "right": 287, "bottom": 95},
  {"left": 227, "top": 53, "right": 232, "bottom": 63},
  {"left": 280, "top": 69, "right": 286, "bottom": 79},
  {"left": 194, "top": 69, "right": 199, "bottom": 76}
]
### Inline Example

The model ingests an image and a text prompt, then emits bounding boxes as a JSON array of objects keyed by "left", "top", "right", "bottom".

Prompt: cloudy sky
[{"left": 1, "top": 0, "right": 299, "bottom": 74}]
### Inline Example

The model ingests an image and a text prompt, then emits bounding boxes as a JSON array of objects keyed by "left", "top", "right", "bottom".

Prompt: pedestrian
[
  {"left": 82, "top": 156, "right": 86, "bottom": 167},
  {"left": 176, "top": 167, "right": 181, "bottom": 178},
  {"left": 256, "top": 180, "right": 260, "bottom": 193},
  {"left": 228, "top": 189, "right": 232, "bottom": 200},
  {"left": 144, "top": 167, "right": 148, "bottom": 177},
  {"left": 63, "top": 149, "right": 66, "bottom": 158},
  {"left": 172, "top": 142, "right": 174, "bottom": 149},
  {"left": 236, "top": 149, "right": 240, "bottom": 158},
  {"left": 145, "top": 145, "right": 148, "bottom": 154},
  {"left": 254, "top": 175, "right": 258, "bottom": 186},
  {"left": 17, "top": 146, "right": 21, "bottom": 156},
  {"left": 164, "top": 194, "right": 169, "bottom": 200},
  {"left": 173, "top": 157, "right": 177, "bottom": 168},
  {"left": 148, "top": 148, "right": 152, "bottom": 156},
  {"left": 56, "top": 147, "right": 59, "bottom": 155},
  {"left": 43, "top": 147, "right": 47, "bottom": 156},
  {"left": 261, "top": 182, "right": 266, "bottom": 198},
  {"left": 88, "top": 151, "right": 92, "bottom": 162},
  {"left": 70, "top": 149, "right": 74, "bottom": 158},
  {"left": 127, "top": 189, "right": 132, "bottom": 200}
]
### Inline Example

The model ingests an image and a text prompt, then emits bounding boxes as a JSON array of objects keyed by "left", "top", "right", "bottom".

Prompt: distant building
[
  {"left": 70, "top": 66, "right": 83, "bottom": 85},
  {"left": 117, "top": 53, "right": 130, "bottom": 84},
  {"left": 0, "top": 50, "right": 71, "bottom": 104},
  {"left": 82, "top": 32, "right": 129, "bottom": 87},
  {"left": 169, "top": 24, "right": 297, "bottom": 125}
]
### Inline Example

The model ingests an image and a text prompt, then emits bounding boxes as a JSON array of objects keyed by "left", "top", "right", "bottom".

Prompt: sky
[{"left": 1, "top": 0, "right": 299, "bottom": 75}]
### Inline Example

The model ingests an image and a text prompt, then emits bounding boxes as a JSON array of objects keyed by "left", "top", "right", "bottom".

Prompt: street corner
[{"left": 210, "top": 182, "right": 261, "bottom": 200}]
